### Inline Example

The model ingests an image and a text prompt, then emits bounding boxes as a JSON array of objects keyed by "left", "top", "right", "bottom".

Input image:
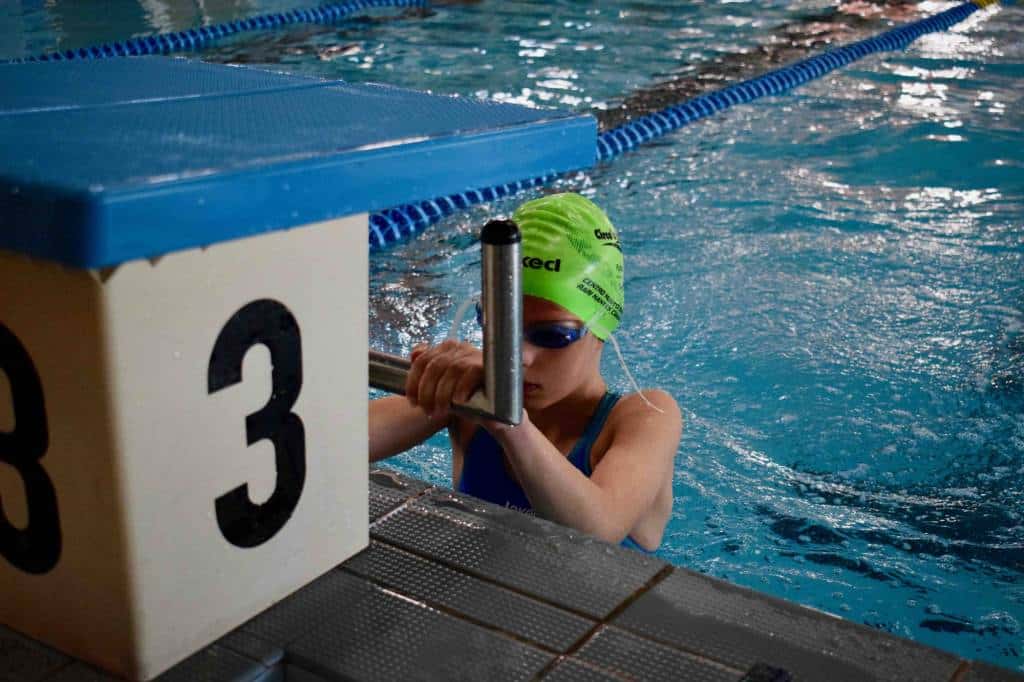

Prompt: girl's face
[{"left": 519, "top": 296, "right": 603, "bottom": 410}]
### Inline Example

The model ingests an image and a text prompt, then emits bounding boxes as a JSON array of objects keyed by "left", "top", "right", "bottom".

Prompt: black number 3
[
  {"left": 208, "top": 300, "right": 306, "bottom": 548},
  {"left": 0, "top": 324, "right": 61, "bottom": 574}
]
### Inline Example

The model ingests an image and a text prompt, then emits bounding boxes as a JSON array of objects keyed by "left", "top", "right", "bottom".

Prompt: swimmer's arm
[
  {"left": 370, "top": 342, "right": 470, "bottom": 462},
  {"left": 495, "top": 390, "right": 681, "bottom": 544},
  {"left": 368, "top": 394, "right": 449, "bottom": 462}
]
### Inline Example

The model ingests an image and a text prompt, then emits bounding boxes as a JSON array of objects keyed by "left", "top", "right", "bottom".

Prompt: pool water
[{"left": 6, "top": 0, "right": 1022, "bottom": 671}]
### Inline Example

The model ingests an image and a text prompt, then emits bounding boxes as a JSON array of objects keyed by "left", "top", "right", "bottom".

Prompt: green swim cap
[{"left": 513, "top": 193, "right": 624, "bottom": 341}]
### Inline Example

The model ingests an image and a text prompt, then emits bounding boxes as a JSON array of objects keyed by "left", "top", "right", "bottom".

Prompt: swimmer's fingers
[
  {"left": 438, "top": 347, "right": 484, "bottom": 413},
  {"left": 405, "top": 341, "right": 443, "bottom": 408},
  {"left": 452, "top": 351, "right": 484, "bottom": 405},
  {"left": 408, "top": 340, "right": 469, "bottom": 415},
  {"left": 425, "top": 343, "right": 481, "bottom": 417}
]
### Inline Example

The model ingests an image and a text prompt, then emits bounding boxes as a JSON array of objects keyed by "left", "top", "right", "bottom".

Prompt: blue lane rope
[
  {"left": 368, "top": 0, "right": 992, "bottom": 250},
  {"left": 18, "top": 0, "right": 427, "bottom": 63},
  {"left": 595, "top": 1, "right": 981, "bottom": 161},
  {"left": 367, "top": 176, "right": 555, "bottom": 248}
]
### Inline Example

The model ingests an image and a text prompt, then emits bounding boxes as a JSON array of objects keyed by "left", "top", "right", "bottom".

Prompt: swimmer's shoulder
[
  {"left": 610, "top": 389, "right": 682, "bottom": 426},
  {"left": 593, "top": 389, "right": 682, "bottom": 466}
]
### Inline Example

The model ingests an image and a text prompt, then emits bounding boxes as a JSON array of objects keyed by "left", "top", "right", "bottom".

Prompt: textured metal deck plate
[
  {"left": 573, "top": 625, "right": 740, "bottom": 682},
  {"left": 368, "top": 467, "right": 432, "bottom": 522},
  {"left": 614, "top": 566, "right": 963, "bottom": 681},
  {"left": 241, "top": 568, "right": 374, "bottom": 647},
  {"left": 0, "top": 625, "right": 69, "bottom": 681},
  {"left": 218, "top": 629, "right": 285, "bottom": 669},
  {"left": 540, "top": 658, "right": 633, "bottom": 682},
  {"left": 20, "top": 644, "right": 270, "bottom": 682},
  {"left": 740, "top": 662, "right": 796, "bottom": 682},
  {"left": 276, "top": 664, "right": 333, "bottom": 682},
  {"left": 280, "top": 569, "right": 553, "bottom": 681},
  {"left": 370, "top": 487, "right": 666, "bottom": 619},
  {"left": 344, "top": 540, "right": 596, "bottom": 651},
  {"left": 152, "top": 645, "right": 268, "bottom": 682},
  {"left": 43, "top": 663, "right": 120, "bottom": 681}
]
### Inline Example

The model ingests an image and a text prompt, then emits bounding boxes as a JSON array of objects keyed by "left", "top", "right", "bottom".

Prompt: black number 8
[
  {"left": 208, "top": 300, "right": 306, "bottom": 548},
  {"left": 0, "top": 324, "right": 61, "bottom": 574}
]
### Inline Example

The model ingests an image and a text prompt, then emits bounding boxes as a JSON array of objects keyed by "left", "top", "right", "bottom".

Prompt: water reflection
[{"left": 598, "top": 1, "right": 927, "bottom": 131}]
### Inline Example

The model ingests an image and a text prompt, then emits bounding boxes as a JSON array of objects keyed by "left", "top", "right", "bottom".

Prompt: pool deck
[{"left": 4, "top": 466, "right": 1022, "bottom": 682}]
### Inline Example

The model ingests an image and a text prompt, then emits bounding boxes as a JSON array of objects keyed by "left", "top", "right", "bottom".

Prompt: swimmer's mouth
[{"left": 524, "top": 382, "right": 541, "bottom": 394}]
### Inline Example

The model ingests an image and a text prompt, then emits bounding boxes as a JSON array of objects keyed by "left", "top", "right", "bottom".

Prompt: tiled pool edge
[{"left": 3, "top": 467, "right": 1021, "bottom": 682}]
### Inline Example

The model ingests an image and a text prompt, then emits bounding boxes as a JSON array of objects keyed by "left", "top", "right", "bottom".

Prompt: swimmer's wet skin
[{"left": 368, "top": 193, "right": 682, "bottom": 552}]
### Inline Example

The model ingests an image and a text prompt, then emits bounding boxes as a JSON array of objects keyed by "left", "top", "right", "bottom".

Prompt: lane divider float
[{"left": 368, "top": 0, "right": 998, "bottom": 249}]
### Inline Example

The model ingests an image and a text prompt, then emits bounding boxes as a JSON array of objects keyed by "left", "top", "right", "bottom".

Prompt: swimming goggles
[{"left": 475, "top": 302, "right": 588, "bottom": 349}]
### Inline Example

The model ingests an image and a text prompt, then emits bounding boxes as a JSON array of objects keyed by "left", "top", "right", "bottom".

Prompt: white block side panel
[
  {"left": 0, "top": 214, "right": 369, "bottom": 680},
  {"left": 104, "top": 216, "right": 369, "bottom": 678}
]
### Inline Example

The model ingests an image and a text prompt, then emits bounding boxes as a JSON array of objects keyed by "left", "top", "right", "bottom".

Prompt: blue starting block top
[{"left": 0, "top": 57, "right": 596, "bottom": 267}]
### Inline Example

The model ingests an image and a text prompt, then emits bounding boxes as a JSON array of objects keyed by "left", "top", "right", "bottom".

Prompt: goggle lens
[
  {"left": 475, "top": 303, "right": 587, "bottom": 349},
  {"left": 526, "top": 324, "right": 586, "bottom": 349}
]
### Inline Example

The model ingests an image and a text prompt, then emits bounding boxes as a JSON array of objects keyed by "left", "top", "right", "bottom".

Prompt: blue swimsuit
[{"left": 457, "top": 391, "right": 654, "bottom": 553}]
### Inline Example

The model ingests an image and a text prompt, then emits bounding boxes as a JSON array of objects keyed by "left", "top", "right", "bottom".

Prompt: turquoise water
[{"left": 6, "top": 0, "right": 1022, "bottom": 671}]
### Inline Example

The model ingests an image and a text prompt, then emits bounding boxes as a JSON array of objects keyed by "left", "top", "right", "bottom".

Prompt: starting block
[{"left": 0, "top": 57, "right": 595, "bottom": 679}]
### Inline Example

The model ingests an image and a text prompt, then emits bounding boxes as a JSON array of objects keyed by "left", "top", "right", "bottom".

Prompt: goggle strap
[
  {"left": 590, "top": 319, "right": 666, "bottom": 415},
  {"left": 449, "top": 294, "right": 482, "bottom": 342}
]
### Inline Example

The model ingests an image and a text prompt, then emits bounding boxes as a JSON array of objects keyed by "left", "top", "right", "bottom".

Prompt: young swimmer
[{"left": 369, "top": 192, "right": 682, "bottom": 551}]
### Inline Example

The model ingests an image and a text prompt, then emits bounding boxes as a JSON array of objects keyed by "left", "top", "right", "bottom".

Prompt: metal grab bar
[{"left": 368, "top": 219, "right": 523, "bottom": 425}]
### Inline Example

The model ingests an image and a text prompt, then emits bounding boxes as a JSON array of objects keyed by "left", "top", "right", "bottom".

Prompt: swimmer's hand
[{"left": 406, "top": 340, "right": 485, "bottom": 421}]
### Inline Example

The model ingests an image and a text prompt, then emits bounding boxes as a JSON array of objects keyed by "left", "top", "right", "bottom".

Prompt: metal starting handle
[{"left": 368, "top": 219, "right": 523, "bottom": 425}]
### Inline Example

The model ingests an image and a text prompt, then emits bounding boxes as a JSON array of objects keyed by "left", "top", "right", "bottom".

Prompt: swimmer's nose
[{"left": 521, "top": 343, "right": 538, "bottom": 367}]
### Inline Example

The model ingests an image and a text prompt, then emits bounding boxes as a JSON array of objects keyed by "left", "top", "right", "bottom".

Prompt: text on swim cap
[
  {"left": 579, "top": 277, "right": 623, "bottom": 321},
  {"left": 594, "top": 228, "right": 622, "bottom": 251},
  {"left": 523, "top": 257, "right": 561, "bottom": 272}
]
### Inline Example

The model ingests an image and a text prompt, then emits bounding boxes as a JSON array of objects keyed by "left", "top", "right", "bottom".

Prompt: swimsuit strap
[{"left": 570, "top": 391, "right": 621, "bottom": 477}]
